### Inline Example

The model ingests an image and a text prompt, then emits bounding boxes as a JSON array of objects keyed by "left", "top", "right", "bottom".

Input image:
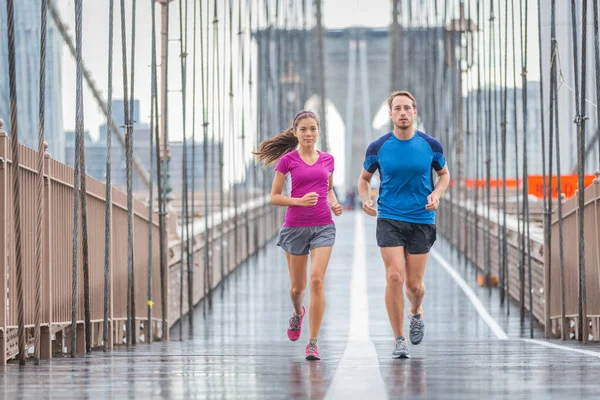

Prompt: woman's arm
[{"left": 270, "top": 171, "right": 318, "bottom": 207}]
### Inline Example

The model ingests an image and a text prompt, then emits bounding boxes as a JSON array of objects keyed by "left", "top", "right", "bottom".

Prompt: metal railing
[{"left": 0, "top": 129, "right": 282, "bottom": 363}]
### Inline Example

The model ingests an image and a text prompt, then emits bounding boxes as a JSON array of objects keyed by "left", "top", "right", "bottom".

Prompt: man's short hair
[{"left": 387, "top": 91, "right": 417, "bottom": 110}]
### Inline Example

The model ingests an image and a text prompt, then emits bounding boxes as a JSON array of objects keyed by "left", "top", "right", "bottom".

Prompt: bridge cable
[
  {"left": 550, "top": 0, "right": 567, "bottom": 339},
  {"left": 240, "top": 0, "right": 250, "bottom": 259},
  {"left": 510, "top": 0, "right": 522, "bottom": 319},
  {"left": 34, "top": 0, "right": 49, "bottom": 365},
  {"left": 79, "top": 1, "right": 92, "bottom": 354},
  {"left": 473, "top": 0, "right": 482, "bottom": 280},
  {"left": 161, "top": 0, "right": 171, "bottom": 340},
  {"left": 500, "top": 0, "right": 509, "bottom": 305},
  {"left": 518, "top": 0, "right": 533, "bottom": 336},
  {"left": 119, "top": 0, "right": 134, "bottom": 346},
  {"left": 199, "top": 0, "right": 209, "bottom": 318},
  {"left": 230, "top": 0, "right": 238, "bottom": 272},
  {"left": 147, "top": 0, "right": 158, "bottom": 345},
  {"left": 69, "top": 0, "right": 85, "bottom": 358},
  {"left": 250, "top": 0, "right": 259, "bottom": 254},
  {"left": 595, "top": 0, "right": 600, "bottom": 165},
  {"left": 190, "top": 0, "right": 199, "bottom": 332},
  {"left": 129, "top": 0, "right": 138, "bottom": 346},
  {"left": 104, "top": 0, "right": 115, "bottom": 352},
  {"left": 491, "top": 0, "right": 502, "bottom": 296},
  {"left": 178, "top": 0, "right": 190, "bottom": 340},
  {"left": 537, "top": 0, "right": 551, "bottom": 336},
  {"left": 465, "top": 0, "right": 474, "bottom": 266},
  {"left": 569, "top": 0, "right": 589, "bottom": 342},
  {"left": 483, "top": 0, "right": 492, "bottom": 290},
  {"left": 208, "top": 0, "right": 221, "bottom": 308},
  {"left": 5, "top": 0, "right": 26, "bottom": 365}
]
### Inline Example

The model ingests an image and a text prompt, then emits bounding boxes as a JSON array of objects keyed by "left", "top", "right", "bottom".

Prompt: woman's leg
[
  {"left": 287, "top": 253, "right": 309, "bottom": 314},
  {"left": 307, "top": 246, "right": 333, "bottom": 339}
]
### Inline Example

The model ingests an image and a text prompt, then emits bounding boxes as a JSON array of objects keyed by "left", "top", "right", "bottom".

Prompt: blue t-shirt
[{"left": 363, "top": 131, "right": 446, "bottom": 225}]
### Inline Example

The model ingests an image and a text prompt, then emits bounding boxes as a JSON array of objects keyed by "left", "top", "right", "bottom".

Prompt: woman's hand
[
  {"left": 330, "top": 202, "right": 343, "bottom": 216},
  {"left": 296, "top": 192, "right": 319, "bottom": 207}
]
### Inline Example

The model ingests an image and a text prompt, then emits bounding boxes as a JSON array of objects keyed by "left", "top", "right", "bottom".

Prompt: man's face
[{"left": 389, "top": 95, "right": 416, "bottom": 130}]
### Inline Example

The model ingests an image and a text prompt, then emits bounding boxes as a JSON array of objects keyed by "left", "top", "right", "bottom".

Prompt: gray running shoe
[
  {"left": 392, "top": 336, "right": 411, "bottom": 359},
  {"left": 409, "top": 312, "right": 425, "bottom": 345}
]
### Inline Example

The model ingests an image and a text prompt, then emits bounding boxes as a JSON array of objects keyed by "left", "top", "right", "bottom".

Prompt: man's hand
[
  {"left": 331, "top": 202, "right": 343, "bottom": 216},
  {"left": 425, "top": 193, "right": 440, "bottom": 210},
  {"left": 362, "top": 198, "right": 377, "bottom": 217}
]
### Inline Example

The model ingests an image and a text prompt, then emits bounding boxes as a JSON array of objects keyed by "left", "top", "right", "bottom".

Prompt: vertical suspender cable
[
  {"left": 178, "top": 0, "right": 190, "bottom": 340},
  {"left": 201, "top": 0, "right": 210, "bottom": 316},
  {"left": 104, "top": 0, "right": 115, "bottom": 352},
  {"left": 511, "top": 0, "right": 521, "bottom": 319},
  {"left": 501, "top": 0, "right": 509, "bottom": 305},
  {"left": 6, "top": 0, "right": 26, "bottom": 366},
  {"left": 239, "top": 0, "right": 250, "bottom": 260},
  {"left": 191, "top": 0, "right": 199, "bottom": 332},
  {"left": 119, "top": 0, "right": 133, "bottom": 346},
  {"left": 148, "top": 0, "right": 158, "bottom": 345},
  {"left": 551, "top": 0, "right": 566, "bottom": 337},
  {"left": 128, "top": 0, "right": 138, "bottom": 345},
  {"left": 227, "top": 0, "right": 235, "bottom": 273},
  {"left": 595, "top": 0, "right": 600, "bottom": 166},
  {"left": 71, "top": 0, "right": 84, "bottom": 358},
  {"left": 484, "top": 0, "right": 492, "bottom": 290},
  {"left": 538, "top": 0, "right": 551, "bottom": 337},
  {"left": 570, "top": 0, "right": 588, "bottom": 342},
  {"left": 518, "top": 0, "right": 533, "bottom": 335},
  {"left": 160, "top": 0, "right": 170, "bottom": 341},
  {"left": 474, "top": 0, "right": 482, "bottom": 273},
  {"left": 315, "top": 0, "right": 327, "bottom": 151},
  {"left": 34, "top": 0, "right": 49, "bottom": 365}
]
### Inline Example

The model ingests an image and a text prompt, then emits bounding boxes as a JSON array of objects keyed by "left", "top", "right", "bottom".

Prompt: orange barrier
[{"left": 528, "top": 175, "right": 596, "bottom": 199}]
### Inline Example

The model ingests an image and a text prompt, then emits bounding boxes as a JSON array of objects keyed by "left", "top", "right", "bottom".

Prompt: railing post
[{"left": 0, "top": 120, "right": 8, "bottom": 365}]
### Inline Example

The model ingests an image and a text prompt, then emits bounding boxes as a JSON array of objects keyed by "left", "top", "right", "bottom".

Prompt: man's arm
[
  {"left": 358, "top": 168, "right": 377, "bottom": 216},
  {"left": 426, "top": 165, "right": 450, "bottom": 210}
]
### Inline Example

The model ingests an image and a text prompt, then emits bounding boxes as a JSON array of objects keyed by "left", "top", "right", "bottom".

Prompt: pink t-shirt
[{"left": 275, "top": 150, "right": 335, "bottom": 227}]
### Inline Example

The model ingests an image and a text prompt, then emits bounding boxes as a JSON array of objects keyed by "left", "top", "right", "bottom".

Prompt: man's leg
[
  {"left": 381, "top": 247, "right": 407, "bottom": 339},
  {"left": 405, "top": 253, "right": 428, "bottom": 316}
]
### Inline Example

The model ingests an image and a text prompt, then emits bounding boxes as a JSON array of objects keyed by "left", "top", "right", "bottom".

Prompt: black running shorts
[{"left": 376, "top": 218, "right": 437, "bottom": 254}]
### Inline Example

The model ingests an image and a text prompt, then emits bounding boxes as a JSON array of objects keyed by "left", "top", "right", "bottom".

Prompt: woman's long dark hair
[{"left": 253, "top": 110, "right": 320, "bottom": 166}]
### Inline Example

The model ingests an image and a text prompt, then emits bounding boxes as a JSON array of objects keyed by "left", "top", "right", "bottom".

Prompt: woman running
[{"left": 254, "top": 110, "right": 342, "bottom": 360}]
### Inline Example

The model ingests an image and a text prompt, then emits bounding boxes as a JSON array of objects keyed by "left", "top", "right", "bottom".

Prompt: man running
[{"left": 357, "top": 91, "right": 450, "bottom": 359}]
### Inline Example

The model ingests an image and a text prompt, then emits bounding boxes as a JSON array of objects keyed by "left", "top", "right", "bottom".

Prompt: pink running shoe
[
  {"left": 287, "top": 305, "right": 306, "bottom": 341},
  {"left": 305, "top": 341, "right": 320, "bottom": 361}
]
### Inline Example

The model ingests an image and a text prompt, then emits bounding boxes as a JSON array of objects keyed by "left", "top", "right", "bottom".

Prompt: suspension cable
[
  {"left": 119, "top": 0, "right": 134, "bottom": 346},
  {"left": 518, "top": 0, "right": 533, "bottom": 336},
  {"left": 550, "top": 0, "right": 567, "bottom": 338},
  {"left": 103, "top": 0, "right": 115, "bottom": 352},
  {"left": 538, "top": 0, "right": 551, "bottom": 337},
  {"left": 178, "top": 0, "right": 190, "bottom": 340},
  {"left": 6, "top": 0, "right": 26, "bottom": 366},
  {"left": 570, "top": 0, "right": 588, "bottom": 342},
  {"left": 70, "top": 0, "right": 84, "bottom": 358},
  {"left": 501, "top": 0, "right": 509, "bottom": 305},
  {"left": 147, "top": 0, "right": 158, "bottom": 345},
  {"left": 34, "top": 0, "right": 49, "bottom": 365},
  {"left": 511, "top": 0, "right": 521, "bottom": 319},
  {"left": 200, "top": 0, "right": 210, "bottom": 317}
]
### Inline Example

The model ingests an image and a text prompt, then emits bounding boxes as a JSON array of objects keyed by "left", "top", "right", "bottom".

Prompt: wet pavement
[{"left": 2, "top": 211, "right": 600, "bottom": 399}]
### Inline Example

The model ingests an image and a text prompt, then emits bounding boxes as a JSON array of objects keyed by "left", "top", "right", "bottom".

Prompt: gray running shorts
[{"left": 276, "top": 224, "right": 336, "bottom": 256}]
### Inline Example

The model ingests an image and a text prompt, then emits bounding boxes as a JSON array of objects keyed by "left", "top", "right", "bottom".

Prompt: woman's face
[{"left": 294, "top": 117, "right": 319, "bottom": 148}]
